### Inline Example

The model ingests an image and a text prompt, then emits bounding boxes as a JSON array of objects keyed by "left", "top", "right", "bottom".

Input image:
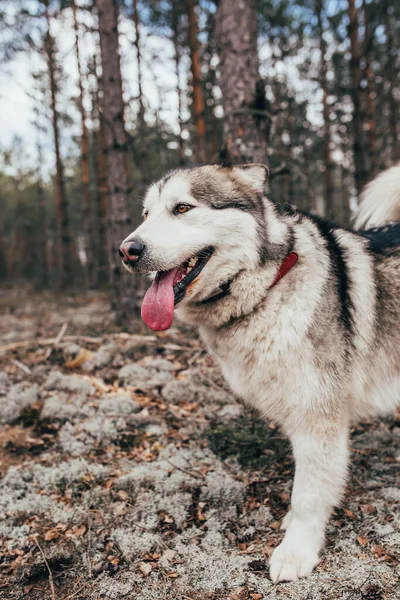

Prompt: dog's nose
[{"left": 119, "top": 239, "right": 145, "bottom": 262}]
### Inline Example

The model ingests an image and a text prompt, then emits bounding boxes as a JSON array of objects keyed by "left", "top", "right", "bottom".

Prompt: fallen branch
[
  {"left": 13, "top": 359, "right": 32, "bottom": 375},
  {"left": 0, "top": 333, "right": 193, "bottom": 355},
  {"left": 34, "top": 537, "right": 57, "bottom": 600},
  {"left": 166, "top": 459, "right": 205, "bottom": 480},
  {"left": 0, "top": 335, "right": 104, "bottom": 354},
  {"left": 44, "top": 322, "right": 68, "bottom": 360}
]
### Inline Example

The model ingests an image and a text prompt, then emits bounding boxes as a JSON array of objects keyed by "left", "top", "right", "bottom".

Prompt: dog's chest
[{"left": 200, "top": 315, "right": 303, "bottom": 420}]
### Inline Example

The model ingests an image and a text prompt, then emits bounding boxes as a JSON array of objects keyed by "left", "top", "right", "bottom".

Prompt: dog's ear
[{"left": 234, "top": 164, "right": 270, "bottom": 193}]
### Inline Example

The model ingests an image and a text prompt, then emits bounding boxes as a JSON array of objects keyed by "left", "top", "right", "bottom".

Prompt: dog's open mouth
[{"left": 141, "top": 247, "right": 214, "bottom": 331}]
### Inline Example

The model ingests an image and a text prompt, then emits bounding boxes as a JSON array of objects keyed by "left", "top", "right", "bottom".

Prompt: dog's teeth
[{"left": 188, "top": 258, "right": 196, "bottom": 267}]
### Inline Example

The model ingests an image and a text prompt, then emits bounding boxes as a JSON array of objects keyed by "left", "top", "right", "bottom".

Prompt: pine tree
[
  {"left": 72, "top": 0, "right": 93, "bottom": 285},
  {"left": 96, "top": 0, "right": 136, "bottom": 323},
  {"left": 215, "top": 0, "right": 269, "bottom": 165},
  {"left": 43, "top": 0, "right": 74, "bottom": 289}
]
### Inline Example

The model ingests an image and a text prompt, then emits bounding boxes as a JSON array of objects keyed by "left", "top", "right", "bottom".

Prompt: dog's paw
[
  {"left": 269, "top": 539, "right": 320, "bottom": 583},
  {"left": 280, "top": 510, "right": 292, "bottom": 531}
]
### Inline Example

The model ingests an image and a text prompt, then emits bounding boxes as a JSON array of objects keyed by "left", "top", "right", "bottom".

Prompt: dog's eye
[
  {"left": 173, "top": 203, "right": 193, "bottom": 215},
  {"left": 143, "top": 211, "right": 148, "bottom": 220}
]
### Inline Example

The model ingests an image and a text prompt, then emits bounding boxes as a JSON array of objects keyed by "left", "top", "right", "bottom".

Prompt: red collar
[
  {"left": 200, "top": 252, "right": 298, "bottom": 305},
  {"left": 271, "top": 252, "right": 298, "bottom": 287}
]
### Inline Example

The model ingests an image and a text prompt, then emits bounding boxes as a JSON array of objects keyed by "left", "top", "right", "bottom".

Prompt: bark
[
  {"left": 36, "top": 141, "right": 49, "bottom": 288},
  {"left": 43, "top": 0, "right": 74, "bottom": 289},
  {"left": 215, "top": 0, "right": 268, "bottom": 165},
  {"left": 274, "top": 81, "right": 288, "bottom": 204},
  {"left": 72, "top": 0, "right": 93, "bottom": 284},
  {"left": 186, "top": 0, "right": 207, "bottom": 163},
  {"left": 171, "top": 4, "right": 185, "bottom": 165},
  {"left": 132, "top": 0, "right": 145, "bottom": 128},
  {"left": 90, "top": 49, "right": 109, "bottom": 288},
  {"left": 362, "top": 0, "right": 377, "bottom": 175},
  {"left": 0, "top": 221, "right": 7, "bottom": 280},
  {"left": 347, "top": 0, "right": 369, "bottom": 194},
  {"left": 316, "top": 0, "right": 334, "bottom": 219},
  {"left": 385, "top": 6, "right": 400, "bottom": 164},
  {"left": 287, "top": 96, "right": 296, "bottom": 207},
  {"left": 96, "top": 0, "right": 135, "bottom": 323}
]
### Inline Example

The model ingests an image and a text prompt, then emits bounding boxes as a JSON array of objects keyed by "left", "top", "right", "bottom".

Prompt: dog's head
[{"left": 120, "top": 164, "right": 272, "bottom": 330}]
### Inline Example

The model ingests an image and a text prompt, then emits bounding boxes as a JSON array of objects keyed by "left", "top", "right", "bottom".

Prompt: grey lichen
[{"left": 0, "top": 383, "right": 39, "bottom": 423}]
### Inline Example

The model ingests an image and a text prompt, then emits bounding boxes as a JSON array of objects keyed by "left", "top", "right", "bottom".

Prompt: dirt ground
[{"left": 0, "top": 286, "right": 399, "bottom": 600}]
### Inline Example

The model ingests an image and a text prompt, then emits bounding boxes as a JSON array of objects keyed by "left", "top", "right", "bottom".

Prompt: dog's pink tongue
[{"left": 141, "top": 268, "right": 179, "bottom": 331}]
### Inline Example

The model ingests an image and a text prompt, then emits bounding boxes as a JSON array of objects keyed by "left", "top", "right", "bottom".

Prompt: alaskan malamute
[{"left": 119, "top": 163, "right": 400, "bottom": 582}]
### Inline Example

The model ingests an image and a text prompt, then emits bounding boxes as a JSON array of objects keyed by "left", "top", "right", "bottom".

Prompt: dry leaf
[
  {"left": 357, "top": 535, "right": 369, "bottom": 547},
  {"left": 66, "top": 525, "right": 86, "bottom": 538},
  {"left": 271, "top": 521, "right": 281, "bottom": 530},
  {"left": 139, "top": 562, "right": 153, "bottom": 576},
  {"left": 361, "top": 504, "right": 375, "bottom": 514},
  {"left": 371, "top": 544, "right": 384, "bottom": 558},
  {"left": 162, "top": 549, "right": 176, "bottom": 563},
  {"left": 167, "top": 572, "right": 178, "bottom": 578},
  {"left": 44, "top": 529, "right": 59, "bottom": 541},
  {"left": 65, "top": 349, "right": 93, "bottom": 369},
  {"left": 250, "top": 594, "right": 263, "bottom": 600},
  {"left": 117, "top": 490, "right": 129, "bottom": 501},
  {"left": 113, "top": 502, "right": 127, "bottom": 516},
  {"left": 344, "top": 509, "right": 357, "bottom": 519}
]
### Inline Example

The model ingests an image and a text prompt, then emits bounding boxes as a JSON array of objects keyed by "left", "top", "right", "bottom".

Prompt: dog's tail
[{"left": 353, "top": 163, "right": 400, "bottom": 230}]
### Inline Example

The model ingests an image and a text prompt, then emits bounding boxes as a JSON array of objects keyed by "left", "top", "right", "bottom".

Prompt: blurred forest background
[{"left": 0, "top": 0, "right": 399, "bottom": 322}]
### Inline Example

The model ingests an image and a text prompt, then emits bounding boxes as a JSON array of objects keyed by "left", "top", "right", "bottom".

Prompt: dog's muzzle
[{"left": 119, "top": 239, "right": 145, "bottom": 266}]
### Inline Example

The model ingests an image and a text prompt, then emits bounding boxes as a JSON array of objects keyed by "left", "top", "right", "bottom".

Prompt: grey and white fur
[{"left": 120, "top": 163, "right": 400, "bottom": 582}]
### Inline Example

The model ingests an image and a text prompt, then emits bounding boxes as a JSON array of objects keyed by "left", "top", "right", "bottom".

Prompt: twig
[
  {"left": 44, "top": 322, "right": 68, "bottom": 360},
  {"left": 13, "top": 359, "right": 32, "bottom": 375},
  {"left": 187, "top": 348, "right": 204, "bottom": 366},
  {"left": 34, "top": 537, "right": 57, "bottom": 600},
  {"left": 0, "top": 335, "right": 103, "bottom": 354},
  {"left": 64, "top": 580, "right": 87, "bottom": 600},
  {"left": 166, "top": 459, "right": 205, "bottom": 480},
  {"left": 86, "top": 514, "right": 92, "bottom": 578}
]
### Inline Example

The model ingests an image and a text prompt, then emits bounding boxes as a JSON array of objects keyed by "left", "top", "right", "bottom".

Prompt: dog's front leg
[{"left": 269, "top": 422, "right": 349, "bottom": 582}]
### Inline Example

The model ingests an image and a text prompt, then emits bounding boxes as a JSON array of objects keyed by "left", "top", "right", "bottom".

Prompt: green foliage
[
  {"left": 206, "top": 410, "right": 288, "bottom": 470},
  {"left": 0, "top": 0, "right": 399, "bottom": 288}
]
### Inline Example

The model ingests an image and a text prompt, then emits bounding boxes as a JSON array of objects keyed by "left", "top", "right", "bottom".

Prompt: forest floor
[{"left": 0, "top": 285, "right": 399, "bottom": 600}]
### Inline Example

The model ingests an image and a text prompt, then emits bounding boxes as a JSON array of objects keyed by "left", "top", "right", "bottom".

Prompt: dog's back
[{"left": 349, "top": 165, "right": 400, "bottom": 418}]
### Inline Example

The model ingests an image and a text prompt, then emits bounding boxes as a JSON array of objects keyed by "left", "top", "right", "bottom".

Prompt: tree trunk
[
  {"left": 132, "top": 0, "right": 145, "bottom": 128},
  {"left": 96, "top": 0, "right": 135, "bottom": 323},
  {"left": 89, "top": 48, "right": 109, "bottom": 288},
  {"left": 43, "top": 0, "right": 74, "bottom": 289},
  {"left": 316, "top": 0, "right": 335, "bottom": 219},
  {"left": 362, "top": 0, "right": 377, "bottom": 175},
  {"left": 186, "top": 0, "right": 206, "bottom": 163},
  {"left": 0, "top": 222, "right": 7, "bottom": 281},
  {"left": 347, "top": 0, "right": 369, "bottom": 194},
  {"left": 171, "top": 3, "right": 185, "bottom": 165},
  {"left": 36, "top": 140, "right": 49, "bottom": 288},
  {"left": 287, "top": 96, "right": 296, "bottom": 207},
  {"left": 72, "top": 0, "right": 93, "bottom": 285},
  {"left": 215, "top": 0, "right": 268, "bottom": 165},
  {"left": 385, "top": 5, "right": 400, "bottom": 164}
]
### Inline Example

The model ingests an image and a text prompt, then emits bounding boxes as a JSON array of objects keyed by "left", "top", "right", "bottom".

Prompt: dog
[{"left": 119, "top": 163, "right": 400, "bottom": 582}]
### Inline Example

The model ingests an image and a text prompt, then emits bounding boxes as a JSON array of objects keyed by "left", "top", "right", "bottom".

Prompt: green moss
[{"left": 205, "top": 410, "right": 288, "bottom": 470}]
